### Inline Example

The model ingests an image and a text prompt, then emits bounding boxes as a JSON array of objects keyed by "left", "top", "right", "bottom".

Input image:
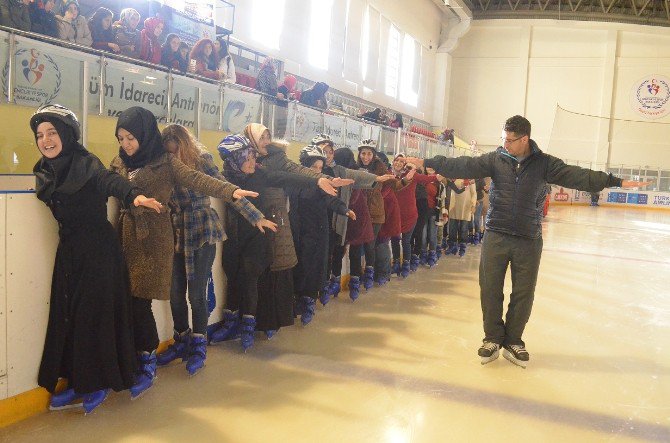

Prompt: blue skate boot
[
  {"left": 410, "top": 254, "right": 420, "bottom": 272},
  {"left": 458, "top": 242, "right": 467, "bottom": 257},
  {"left": 240, "top": 316, "right": 256, "bottom": 352},
  {"left": 427, "top": 250, "right": 437, "bottom": 267},
  {"left": 391, "top": 260, "right": 401, "bottom": 277},
  {"left": 362, "top": 266, "right": 374, "bottom": 291},
  {"left": 447, "top": 241, "right": 458, "bottom": 255},
  {"left": 83, "top": 389, "right": 109, "bottom": 415},
  {"left": 156, "top": 328, "right": 190, "bottom": 366},
  {"left": 186, "top": 334, "right": 207, "bottom": 376},
  {"left": 401, "top": 260, "right": 411, "bottom": 278},
  {"left": 301, "top": 296, "right": 316, "bottom": 326},
  {"left": 49, "top": 388, "right": 84, "bottom": 411},
  {"left": 349, "top": 276, "right": 361, "bottom": 301},
  {"left": 209, "top": 310, "right": 240, "bottom": 344},
  {"left": 130, "top": 351, "right": 157, "bottom": 400}
]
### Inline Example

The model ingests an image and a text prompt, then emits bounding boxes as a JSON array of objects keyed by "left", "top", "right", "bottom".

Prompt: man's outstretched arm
[
  {"left": 546, "top": 155, "right": 650, "bottom": 191},
  {"left": 406, "top": 153, "right": 494, "bottom": 179}
]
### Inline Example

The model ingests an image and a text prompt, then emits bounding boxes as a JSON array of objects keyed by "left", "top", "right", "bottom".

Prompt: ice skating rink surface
[{"left": 2, "top": 205, "right": 669, "bottom": 443}]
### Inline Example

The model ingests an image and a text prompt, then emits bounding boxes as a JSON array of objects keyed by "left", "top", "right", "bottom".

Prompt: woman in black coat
[
  {"left": 30, "top": 104, "right": 161, "bottom": 414},
  {"left": 288, "top": 145, "right": 352, "bottom": 326},
  {"left": 214, "top": 134, "right": 318, "bottom": 352}
]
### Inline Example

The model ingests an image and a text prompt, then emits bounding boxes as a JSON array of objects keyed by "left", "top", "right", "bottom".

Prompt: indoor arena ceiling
[{"left": 456, "top": 0, "right": 670, "bottom": 27}]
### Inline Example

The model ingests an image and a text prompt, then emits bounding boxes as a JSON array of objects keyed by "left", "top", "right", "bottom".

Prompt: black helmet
[
  {"left": 299, "top": 144, "right": 326, "bottom": 167},
  {"left": 30, "top": 104, "right": 81, "bottom": 140}
]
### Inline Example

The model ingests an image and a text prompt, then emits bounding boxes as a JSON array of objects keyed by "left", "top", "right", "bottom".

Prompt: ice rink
[{"left": 2, "top": 205, "right": 669, "bottom": 443}]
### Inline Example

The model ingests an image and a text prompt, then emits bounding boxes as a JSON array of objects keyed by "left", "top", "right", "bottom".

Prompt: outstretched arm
[{"left": 407, "top": 153, "right": 495, "bottom": 179}]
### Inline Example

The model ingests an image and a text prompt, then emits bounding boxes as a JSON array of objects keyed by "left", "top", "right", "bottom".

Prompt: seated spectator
[
  {"left": 30, "top": 0, "right": 59, "bottom": 38},
  {"left": 389, "top": 113, "right": 403, "bottom": 129},
  {"left": 379, "top": 109, "right": 389, "bottom": 126},
  {"left": 113, "top": 8, "right": 141, "bottom": 59},
  {"left": 177, "top": 42, "right": 190, "bottom": 72},
  {"left": 55, "top": 0, "right": 92, "bottom": 46},
  {"left": 139, "top": 16, "right": 164, "bottom": 64},
  {"left": 160, "top": 33, "right": 181, "bottom": 71},
  {"left": 1, "top": 0, "right": 31, "bottom": 32},
  {"left": 215, "top": 37, "right": 236, "bottom": 83},
  {"left": 278, "top": 74, "right": 298, "bottom": 101},
  {"left": 88, "top": 7, "right": 119, "bottom": 53},
  {"left": 255, "top": 57, "right": 279, "bottom": 98},
  {"left": 188, "top": 38, "right": 220, "bottom": 80},
  {"left": 299, "top": 82, "right": 329, "bottom": 110},
  {"left": 358, "top": 107, "right": 381, "bottom": 123}
]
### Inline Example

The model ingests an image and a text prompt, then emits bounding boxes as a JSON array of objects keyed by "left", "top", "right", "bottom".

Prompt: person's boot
[
  {"left": 301, "top": 296, "right": 316, "bottom": 326},
  {"left": 458, "top": 242, "right": 467, "bottom": 257},
  {"left": 49, "top": 388, "right": 84, "bottom": 411},
  {"left": 349, "top": 276, "right": 361, "bottom": 301},
  {"left": 478, "top": 342, "right": 501, "bottom": 365},
  {"left": 265, "top": 329, "right": 278, "bottom": 339},
  {"left": 419, "top": 251, "right": 428, "bottom": 266},
  {"left": 329, "top": 275, "right": 341, "bottom": 298},
  {"left": 209, "top": 310, "right": 240, "bottom": 344},
  {"left": 436, "top": 245, "right": 443, "bottom": 260},
  {"left": 130, "top": 351, "right": 157, "bottom": 400},
  {"left": 362, "top": 266, "right": 374, "bottom": 291},
  {"left": 473, "top": 232, "right": 481, "bottom": 245},
  {"left": 410, "top": 254, "right": 420, "bottom": 272},
  {"left": 401, "top": 260, "right": 411, "bottom": 278},
  {"left": 83, "top": 389, "right": 109, "bottom": 415},
  {"left": 156, "top": 328, "right": 191, "bottom": 366},
  {"left": 441, "top": 237, "right": 448, "bottom": 250},
  {"left": 375, "top": 273, "right": 390, "bottom": 286},
  {"left": 186, "top": 334, "right": 207, "bottom": 376},
  {"left": 391, "top": 260, "right": 401, "bottom": 277},
  {"left": 503, "top": 344, "right": 530, "bottom": 369},
  {"left": 427, "top": 250, "right": 437, "bottom": 267},
  {"left": 447, "top": 242, "right": 458, "bottom": 255},
  {"left": 240, "top": 316, "right": 256, "bottom": 352},
  {"left": 468, "top": 233, "right": 475, "bottom": 245}
]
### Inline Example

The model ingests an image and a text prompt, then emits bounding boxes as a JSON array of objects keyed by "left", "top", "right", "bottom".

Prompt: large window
[
  {"left": 400, "top": 34, "right": 418, "bottom": 107},
  {"left": 360, "top": 6, "right": 370, "bottom": 80},
  {"left": 385, "top": 25, "right": 400, "bottom": 97},
  {"left": 308, "top": 0, "right": 334, "bottom": 70},
  {"left": 251, "top": 0, "right": 285, "bottom": 49}
]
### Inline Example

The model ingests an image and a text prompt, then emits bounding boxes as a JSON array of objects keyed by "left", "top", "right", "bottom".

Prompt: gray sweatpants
[{"left": 478, "top": 231, "right": 543, "bottom": 347}]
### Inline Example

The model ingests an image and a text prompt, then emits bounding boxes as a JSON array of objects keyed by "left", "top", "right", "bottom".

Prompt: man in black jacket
[{"left": 406, "top": 115, "right": 648, "bottom": 368}]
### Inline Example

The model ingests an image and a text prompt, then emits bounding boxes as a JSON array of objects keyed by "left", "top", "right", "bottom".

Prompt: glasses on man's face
[{"left": 501, "top": 135, "right": 524, "bottom": 145}]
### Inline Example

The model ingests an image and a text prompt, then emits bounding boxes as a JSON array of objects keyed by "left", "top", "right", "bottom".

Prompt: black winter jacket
[{"left": 424, "top": 140, "right": 622, "bottom": 238}]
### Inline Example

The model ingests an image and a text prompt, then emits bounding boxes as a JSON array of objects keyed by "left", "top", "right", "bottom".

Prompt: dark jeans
[
  {"left": 448, "top": 219, "right": 469, "bottom": 244},
  {"left": 391, "top": 223, "right": 416, "bottom": 262},
  {"left": 170, "top": 243, "right": 217, "bottom": 335},
  {"left": 479, "top": 231, "right": 543, "bottom": 347},
  {"left": 363, "top": 223, "right": 382, "bottom": 268},
  {"left": 374, "top": 239, "right": 391, "bottom": 277},
  {"left": 332, "top": 242, "right": 363, "bottom": 278},
  {"left": 412, "top": 200, "right": 429, "bottom": 254},
  {"left": 132, "top": 297, "right": 159, "bottom": 353}
]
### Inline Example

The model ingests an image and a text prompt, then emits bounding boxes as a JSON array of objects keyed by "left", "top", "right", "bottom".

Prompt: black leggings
[{"left": 332, "top": 243, "right": 363, "bottom": 278}]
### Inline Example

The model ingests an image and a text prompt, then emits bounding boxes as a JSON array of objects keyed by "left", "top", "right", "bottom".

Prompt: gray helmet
[
  {"left": 311, "top": 133, "right": 334, "bottom": 148},
  {"left": 30, "top": 104, "right": 81, "bottom": 140},
  {"left": 299, "top": 144, "right": 326, "bottom": 167}
]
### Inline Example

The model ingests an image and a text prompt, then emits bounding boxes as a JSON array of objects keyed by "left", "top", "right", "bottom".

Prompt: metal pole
[
  {"left": 259, "top": 97, "right": 265, "bottom": 126},
  {"left": 81, "top": 60, "right": 89, "bottom": 145},
  {"left": 167, "top": 71, "right": 173, "bottom": 123},
  {"left": 98, "top": 55, "right": 105, "bottom": 115},
  {"left": 7, "top": 33, "right": 15, "bottom": 103},
  {"left": 270, "top": 100, "right": 275, "bottom": 134},
  {"left": 292, "top": 101, "right": 297, "bottom": 141},
  {"left": 218, "top": 84, "right": 225, "bottom": 131},
  {"left": 195, "top": 87, "right": 202, "bottom": 139}
]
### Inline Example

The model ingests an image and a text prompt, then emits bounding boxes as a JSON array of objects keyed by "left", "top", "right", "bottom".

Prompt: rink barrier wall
[{"left": 549, "top": 187, "right": 670, "bottom": 210}]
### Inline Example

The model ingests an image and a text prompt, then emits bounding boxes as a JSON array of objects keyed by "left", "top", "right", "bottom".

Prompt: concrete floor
[{"left": 2, "top": 205, "right": 669, "bottom": 443}]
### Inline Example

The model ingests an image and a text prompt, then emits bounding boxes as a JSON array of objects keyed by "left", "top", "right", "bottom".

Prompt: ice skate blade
[
  {"left": 503, "top": 349, "right": 528, "bottom": 368},
  {"left": 480, "top": 349, "right": 499, "bottom": 365},
  {"left": 49, "top": 402, "right": 83, "bottom": 411}
]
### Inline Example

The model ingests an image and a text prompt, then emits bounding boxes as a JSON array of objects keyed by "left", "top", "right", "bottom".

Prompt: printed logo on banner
[
  {"left": 653, "top": 195, "right": 670, "bottom": 206},
  {"left": 554, "top": 188, "right": 570, "bottom": 202},
  {"left": 2, "top": 49, "right": 61, "bottom": 105},
  {"left": 607, "top": 192, "right": 627, "bottom": 203},
  {"left": 631, "top": 75, "right": 670, "bottom": 119},
  {"left": 627, "top": 193, "right": 648, "bottom": 204}
]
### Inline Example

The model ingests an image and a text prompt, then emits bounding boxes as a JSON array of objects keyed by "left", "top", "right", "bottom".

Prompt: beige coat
[
  {"left": 56, "top": 14, "right": 92, "bottom": 46},
  {"left": 449, "top": 179, "right": 477, "bottom": 221},
  {"left": 110, "top": 153, "right": 238, "bottom": 300}
]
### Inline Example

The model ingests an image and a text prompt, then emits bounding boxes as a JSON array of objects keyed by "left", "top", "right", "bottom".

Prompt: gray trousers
[{"left": 479, "top": 231, "right": 543, "bottom": 347}]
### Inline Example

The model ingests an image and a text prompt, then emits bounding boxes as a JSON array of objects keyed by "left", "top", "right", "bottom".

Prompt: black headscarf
[
  {"left": 32, "top": 116, "right": 98, "bottom": 202},
  {"left": 116, "top": 107, "right": 165, "bottom": 169},
  {"left": 334, "top": 148, "right": 357, "bottom": 170}
]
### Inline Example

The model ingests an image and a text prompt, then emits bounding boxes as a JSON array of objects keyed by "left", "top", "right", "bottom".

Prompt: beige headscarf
[{"left": 244, "top": 123, "right": 269, "bottom": 153}]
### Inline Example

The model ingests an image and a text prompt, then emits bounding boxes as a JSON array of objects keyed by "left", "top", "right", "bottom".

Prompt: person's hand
[
  {"left": 317, "top": 178, "right": 337, "bottom": 196},
  {"left": 405, "top": 168, "right": 416, "bottom": 180},
  {"left": 330, "top": 177, "right": 354, "bottom": 187},
  {"left": 426, "top": 167, "right": 435, "bottom": 174},
  {"left": 405, "top": 157, "right": 423, "bottom": 168},
  {"left": 64, "top": 10, "right": 74, "bottom": 20},
  {"left": 134, "top": 195, "right": 163, "bottom": 213},
  {"left": 108, "top": 43, "right": 121, "bottom": 53},
  {"left": 233, "top": 189, "right": 259, "bottom": 200},
  {"left": 375, "top": 174, "right": 396, "bottom": 182},
  {"left": 255, "top": 218, "right": 278, "bottom": 233},
  {"left": 620, "top": 180, "right": 651, "bottom": 188},
  {"left": 277, "top": 93, "right": 285, "bottom": 99},
  {"left": 346, "top": 210, "right": 356, "bottom": 220},
  {"left": 436, "top": 174, "right": 445, "bottom": 182}
]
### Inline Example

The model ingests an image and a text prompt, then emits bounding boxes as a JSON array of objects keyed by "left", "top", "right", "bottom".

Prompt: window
[
  {"left": 385, "top": 25, "right": 400, "bottom": 97},
  {"left": 400, "top": 34, "right": 418, "bottom": 107},
  {"left": 251, "top": 0, "right": 285, "bottom": 49},
  {"left": 360, "top": 6, "right": 370, "bottom": 80},
  {"left": 308, "top": 0, "right": 334, "bottom": 70}
]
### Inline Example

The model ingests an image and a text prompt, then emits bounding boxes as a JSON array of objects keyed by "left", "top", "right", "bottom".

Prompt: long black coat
[
  {"left": 289, "top": 186, "right": 348, "bottom": 299},
  {"left": 38, "top": 175, "right": 137, "bottom": 394}
]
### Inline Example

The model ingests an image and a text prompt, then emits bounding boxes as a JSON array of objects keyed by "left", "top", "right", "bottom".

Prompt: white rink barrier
[
  {"left": 0, "top": 191, "right": 229, "bottom": 401},
  {"left": 549, "top": 187, "right": 670, "bottom": 209}
]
